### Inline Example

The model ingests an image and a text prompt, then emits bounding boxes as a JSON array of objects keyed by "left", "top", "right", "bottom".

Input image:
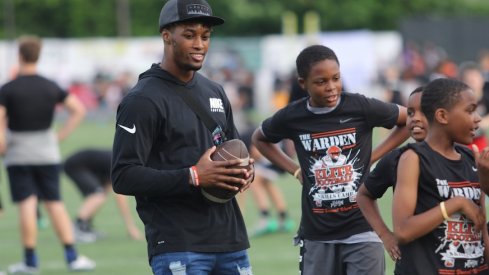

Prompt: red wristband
[{"left": 191, "top": 166, "right": 199, "bottom": 187}]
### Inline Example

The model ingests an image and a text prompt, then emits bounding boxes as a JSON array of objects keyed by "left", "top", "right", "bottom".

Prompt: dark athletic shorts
[
  {"left": 63, "top": 150, "right": 110, "bottom": 197},
  {"left": 7, "top": 165, "right": 61, "bottom": 202},
  {"left": 64, "top": 166, "right": 107, "bottom": 197}
]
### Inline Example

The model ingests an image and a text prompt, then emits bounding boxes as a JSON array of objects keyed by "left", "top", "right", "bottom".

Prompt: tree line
[{"left": 1, "top": 0, "right": 489, "bottom": 39}]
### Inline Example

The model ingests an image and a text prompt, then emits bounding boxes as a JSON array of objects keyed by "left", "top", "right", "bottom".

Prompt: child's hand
[
  {"left": 380, "top": 232, "right": 401, "bottom": 262},
  {"left": 472, "top": 145, "right": 489, "bottom": 194},
  {"left": 458, "top": 197, "right": 486, "bottom": 232}
]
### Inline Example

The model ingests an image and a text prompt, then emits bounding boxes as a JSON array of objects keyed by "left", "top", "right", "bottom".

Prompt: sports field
[{"left": 0, "top": 119, "right": 397, "bottom": 274}]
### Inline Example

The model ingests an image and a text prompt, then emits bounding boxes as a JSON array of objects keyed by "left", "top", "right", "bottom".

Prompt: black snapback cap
[{"left": 159, "top": 0, "right": 225, "bottom": 32}]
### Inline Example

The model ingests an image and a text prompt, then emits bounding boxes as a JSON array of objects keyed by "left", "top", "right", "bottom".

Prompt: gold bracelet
[
  {"left": 293, "top": 168, "right": 301, "bottom": 179},
  {"left": 440, "top": 201, "right": 450, "bottom": 220}
]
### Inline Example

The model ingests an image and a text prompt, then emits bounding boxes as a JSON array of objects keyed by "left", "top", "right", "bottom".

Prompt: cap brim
[
  {"left": 161, "top": 16, "right": 224, "bottom": 31},
  {"left": 179, "top": 16, "right": 224, "bottom": 26}
]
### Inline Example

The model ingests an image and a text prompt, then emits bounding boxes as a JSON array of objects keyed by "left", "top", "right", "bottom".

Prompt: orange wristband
[{"left": 191, "top": 166, "right": 200, "bottom": 187}]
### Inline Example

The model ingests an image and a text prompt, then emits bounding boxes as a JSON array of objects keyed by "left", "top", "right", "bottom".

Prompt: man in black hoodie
[{"left": 111, "top": 0, "right": 254, "bottom": 274}]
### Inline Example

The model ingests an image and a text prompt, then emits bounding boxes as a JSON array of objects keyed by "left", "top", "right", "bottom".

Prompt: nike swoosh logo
[
  {"left": 118, "top": 124, "right": 136, "bottom": 134},
  {"left": 340, "top": 118, "right": 353, "bottom": 123},
  {"left": 472, "top": 166, "right": 478, "bottom": 172}
]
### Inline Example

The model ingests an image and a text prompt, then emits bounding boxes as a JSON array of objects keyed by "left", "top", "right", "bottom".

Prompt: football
[{"left": 201, "top": 139, "right": 250, "bottom": 203}]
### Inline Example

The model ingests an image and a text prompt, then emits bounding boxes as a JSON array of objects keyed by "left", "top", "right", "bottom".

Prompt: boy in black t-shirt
[
  {"left": 357, "top": 87, "right": 426, "bottom": 272},
  {"left": 252, "top": 45, "right": 409, "bottom": 275},
  {"left": 393, "top": 78, "right": 489, "bottom": 274}
]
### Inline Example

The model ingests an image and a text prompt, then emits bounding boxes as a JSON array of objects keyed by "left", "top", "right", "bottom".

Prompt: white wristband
[{"left": 189, "top": 167, "right": 197, "bottom": 186}]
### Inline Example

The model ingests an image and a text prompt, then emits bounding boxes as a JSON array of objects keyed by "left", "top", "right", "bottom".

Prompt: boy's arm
[
  {"left": 371, "top": 105, "right": 409, "bottom": 164},
  {"left": 58, "top": 94, "right": 86, "bottom": 141},
  {"left": 357, "top": 184, "right": 400, "bottom": 261},
  {"left": 393, "top": 149, "right": 485, "bottom": 244},
  {"left": 114, "top": 193, "right": 143, "bottom": 240},
  {"left": 252, "top": 127, "right": 300, "bottom": 181},
  {"left": 393, "top": 149, "right": 441, "bottom": 244}
]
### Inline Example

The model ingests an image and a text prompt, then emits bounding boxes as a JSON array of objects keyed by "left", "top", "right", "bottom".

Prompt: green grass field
[{"left": 0, "top": 120, "right": 398, "bottom": 274}]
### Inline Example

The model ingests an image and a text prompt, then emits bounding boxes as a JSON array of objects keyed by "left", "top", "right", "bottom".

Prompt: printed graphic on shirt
[
  {"left": 436, "top": 179, "right": 484, "bottom": 270},
  {"left": 299, "top": 128, "right": 362, "bottom": 212},
  {"left": 211, "top": 125, "right": 226, "bottom": 146},
  {"left": 209, "top": 98, "right": 225, "bottom": 113}
]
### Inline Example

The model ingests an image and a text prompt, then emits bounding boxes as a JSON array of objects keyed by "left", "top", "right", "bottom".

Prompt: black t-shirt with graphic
[
  {"left": 398, "top": 142, "right": 489, "bottom": 275},
  {"left": 261, "top": 92, "right": 399, "bottom": 241}
]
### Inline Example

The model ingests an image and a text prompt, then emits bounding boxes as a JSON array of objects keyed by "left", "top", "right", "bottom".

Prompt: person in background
[
  {"left": 479, "top": 50, "right": 489, "bottom": 87},
  {"left": 0, "top": 35, "right": 95, "bottom": 274},
  {"left": 64, "top": 148, "right": 142, "bottom": 243},
  {"left": 248, "top": 144, "right": 294, "bottom": 237},
  {"left": 110, "top": 0, "right": 254, "bottom": 274}
]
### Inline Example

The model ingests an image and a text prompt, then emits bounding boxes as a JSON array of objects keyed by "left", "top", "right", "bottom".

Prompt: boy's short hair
[
  {"left": 421, "top": 78, "right": 470, "bottom": 122},
  {"left": 18, "top": 35, "right": 42, "bottom": 63},
  {"left": 296, "top": 45, "right": 339, "bottom": 79}
]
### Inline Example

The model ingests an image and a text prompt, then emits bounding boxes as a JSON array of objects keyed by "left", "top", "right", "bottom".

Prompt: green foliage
[
  {"left": 218, "top": 0, "right": 284, "bottom": 35},
  {"left": 129, "top": 1, "right": 162, "bottom": 36},
  {"left": 0, "top": 0, "right": 488, "bottom": 38},
  {"left": 67, "top": 0, "right": 118, "bottom": 38},
  {"left": 10, "top": 0, "right": 71, "bottom": 38}
]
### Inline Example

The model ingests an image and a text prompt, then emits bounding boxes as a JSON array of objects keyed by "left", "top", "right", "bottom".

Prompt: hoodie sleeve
[{"left": 111, "top": 94, "right": 191, "bottom": 197}]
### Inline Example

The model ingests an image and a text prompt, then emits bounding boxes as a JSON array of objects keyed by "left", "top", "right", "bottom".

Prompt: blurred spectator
[
  {"left": 422, "top": 41, "right": 447, "bottom": 73},
  {"left": 479, "top": 49, "right": 489, "bottom": 82},
  {"left": 379, "top": 66, "right": 405, "bottom": 106},
  {"left": 115, "top": 70, "right": 136, "bottom": 98},
  {"left": 429, "top": 58, "right": 458, "bottom": 81},
  {"left": 272, "top": 71, "right": 293, "bottom": 110},
  {"left": 216, "top": 67, "right": 240, "bottom": 109},
  {"left": 402, "top": 41, "right": 426, "bottom": 82},
  {"left": 248, "top": 144, "right": 295, "bottom": 237},
  {"left": 91, "top": 72, "right": 112, "bottom": 109},
  {"left": 236, "top": 70, "right": 255, "bottom": 110},
  {"left": 0, "top": 35, "right": 94, "bottom": 273},
  {"left": 65, "top": 149, "right": 142, "bottom": 243},
  {"left": 288, "top": 73, "right": 307, "bottom": 103},
  {"left": 68, "top": 80, "right": 98, "bottom": 110}
]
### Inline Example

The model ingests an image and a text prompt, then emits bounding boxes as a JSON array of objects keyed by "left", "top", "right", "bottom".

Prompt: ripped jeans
[{"left": 150, "top": 250, "right": 253, "bottom": 275}]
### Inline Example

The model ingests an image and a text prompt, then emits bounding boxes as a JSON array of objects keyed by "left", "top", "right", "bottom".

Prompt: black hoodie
[{"left": 111, "top": 64, "right": 249, "bottom": 262}]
